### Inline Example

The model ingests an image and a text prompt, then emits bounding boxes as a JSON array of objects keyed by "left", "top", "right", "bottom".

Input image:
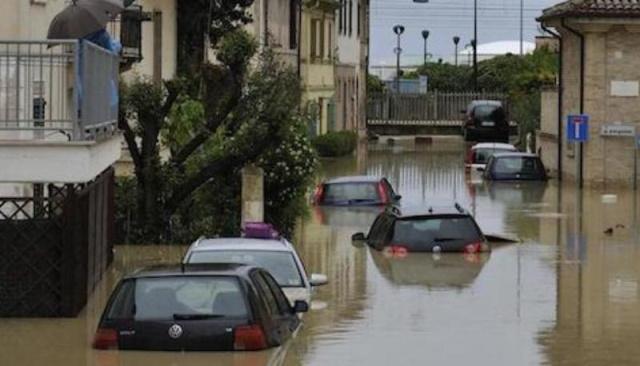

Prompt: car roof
[
  {"left": 388, "top": 204, "right": 470, "bottom": 218},
  {"left": 188, "top": 238, "right": 292, "bottom": 253},
  {"left": 124, "top": 263, "right": 259, "bottom": 279},
  {"left": 472, "top": 143, "right": 517, "bottom": 150},
  {"left": 470, "top": 100, "right": 502, "bottom": 107},
  {"left": 324, "top": 175, "right": 382, "bottom": 184},
  {"left": 491, "top": 152, "right": 539, "bottom": 159}
]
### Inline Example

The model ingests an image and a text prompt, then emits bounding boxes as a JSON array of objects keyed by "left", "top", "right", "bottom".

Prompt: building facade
[
  {"left": 301, "top": 0, "right": 338, "bottom": 136},
  {"left": 248, "top": 0, "right": 300, "bottom": 68},
  {"left": 539, "top": 0, "right": 640, "bottom": 187}
]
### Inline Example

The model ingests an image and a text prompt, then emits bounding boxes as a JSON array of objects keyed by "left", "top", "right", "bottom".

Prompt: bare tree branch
[{"left": 118, "top": 114, "right": 143, "bottom": 173}]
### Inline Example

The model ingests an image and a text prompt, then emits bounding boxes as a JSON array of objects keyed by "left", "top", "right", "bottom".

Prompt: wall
[
  {"left": 250, "top": 0, "right": 298, "bottom": 68},
  {"left": 538, "top": 88, "right": 559, "bottom": 176}
]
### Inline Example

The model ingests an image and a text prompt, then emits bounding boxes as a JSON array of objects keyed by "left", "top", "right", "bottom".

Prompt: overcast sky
[{"left": 370, "top": 0, "right": 561, "bottom": 65}]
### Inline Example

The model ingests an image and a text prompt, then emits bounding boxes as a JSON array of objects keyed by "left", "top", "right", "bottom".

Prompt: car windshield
[
  {"left": 391, "top": 216, "right": 482, "bottom": 250},
  {"left": 493, "top": 157, "right": 542, "bottom": 176},
  {"left": 474, "top": 148, "right": 515, "bottom": 164},
  {"left": 323, "top": 182, "right": 380, "bottom": 203},
  {"left": 188, "top": 251, "right": 304, "bottom": 287},
  {"left": 474, "top": 105, "right": 505, "bottom": 124},
  {"left": 106, "top": 276, "right": 248, "bottom": 320}
]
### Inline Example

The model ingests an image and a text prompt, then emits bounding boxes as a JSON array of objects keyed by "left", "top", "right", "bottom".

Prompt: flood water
[{"left": 4, "top": 137, "right": 640, "bottom": 365}]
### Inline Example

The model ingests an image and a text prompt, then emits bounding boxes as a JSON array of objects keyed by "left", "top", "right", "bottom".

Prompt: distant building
[
  {"left": 538, "top": 0, "right": 640, "bottom": 187},
  {"left": 458, "top": 40, "right": 536, "bottom": 64}
]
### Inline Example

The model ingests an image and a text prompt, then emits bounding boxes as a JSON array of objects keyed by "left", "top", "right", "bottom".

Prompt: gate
[{"left": 0, "top": 169, "right": 114, "bottom": 317}]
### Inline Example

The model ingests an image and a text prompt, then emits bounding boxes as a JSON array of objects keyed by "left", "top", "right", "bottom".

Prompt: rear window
[
  {"left": 493, "top": 157, "right": 543, "bottom": 176},
  {"left": 474, "top": 148, "right": 515, "bottom": 164},
  {"left": 106, "top": 276, "right": 248, "bottom": 320},
  {"left": 323, "top": 183, "right": 380, "bottom": 203},
  {"left": 473, "top": 105, "right": 506, "bottom": 126},
  {"left": 188, "top": 251, "right": 304, "bottom": 287},
  {"left": 391, "top": 216, "right": 482, "bottom": 250}
]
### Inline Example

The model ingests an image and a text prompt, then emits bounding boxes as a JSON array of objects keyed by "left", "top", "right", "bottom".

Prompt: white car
[
  {"left": 183, "top": 237, "right": 328, "bottom": 306},
  {"left": 466, "top": 143, "right": 518, "bottom": 173}
]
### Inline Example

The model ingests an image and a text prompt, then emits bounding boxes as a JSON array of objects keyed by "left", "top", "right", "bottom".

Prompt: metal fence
[
  {"left": 368, "top": 91, "right": 509, "bottom": 122},
  {"left": 0, "top": 40, "right": 119, "bottom": 142}
]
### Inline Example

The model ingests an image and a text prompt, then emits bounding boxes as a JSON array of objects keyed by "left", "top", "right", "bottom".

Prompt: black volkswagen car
[
  {"left": 463, "top": 100, "right": 510, "bottom": 143},
  {"left": 93, "top": 264, "right": 308, "bottom": 352},
  {"left": 352, "top": 205, "right": 489, "bottom": 254}
]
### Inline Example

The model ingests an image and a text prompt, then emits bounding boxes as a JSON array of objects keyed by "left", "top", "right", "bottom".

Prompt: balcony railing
[{"left": 0, "top": 40, "right": 119, "bottom": 142}]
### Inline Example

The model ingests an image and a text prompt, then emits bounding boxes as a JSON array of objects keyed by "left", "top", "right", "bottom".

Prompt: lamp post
[
  {"left": 473, "top": 0, "right": 478, "bottom": 91},
  {"left": 453, "top": 36, "right": 460, "bottom": 66},
  {"left": 422, "top": 30, "right": 430, "bottom": 65},
  {"left": 393, "top": 24, "right": 405, "bottom": 93},
  {"left": 520, "top": 0, "right": 524, "bottom": 55}
]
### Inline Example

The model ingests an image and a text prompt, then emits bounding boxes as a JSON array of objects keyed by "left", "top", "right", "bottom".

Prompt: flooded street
[{"left": 4, "top": 138, "right": 640, "bottom": 365}]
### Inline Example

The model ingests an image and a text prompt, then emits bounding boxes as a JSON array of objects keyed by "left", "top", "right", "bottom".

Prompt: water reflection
[{"left": 370, "top": 251, "right": 490, "bottom": 290}]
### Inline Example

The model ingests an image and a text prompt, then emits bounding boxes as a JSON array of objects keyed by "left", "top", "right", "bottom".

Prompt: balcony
[{"left": 0, "top": 40, "right": 121, "bottom": 183}]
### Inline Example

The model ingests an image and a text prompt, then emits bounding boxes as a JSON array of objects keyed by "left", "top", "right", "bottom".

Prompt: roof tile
[{"left": 540, "top": 0, "right": 640, "bottom": 19}]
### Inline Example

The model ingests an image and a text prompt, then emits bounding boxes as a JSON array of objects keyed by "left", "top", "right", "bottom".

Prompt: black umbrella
[{"left": 47, "top": 0, "right": 125, "bottom": 40}]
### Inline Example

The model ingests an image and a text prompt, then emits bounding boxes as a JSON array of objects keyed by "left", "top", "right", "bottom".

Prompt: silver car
[{"left": 183, "top": 238, "right": 328, "bottom": 306}]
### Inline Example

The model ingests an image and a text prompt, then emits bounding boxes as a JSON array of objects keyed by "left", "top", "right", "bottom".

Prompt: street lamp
[
  {"left": 393, "top": 24, "right": 405, "bottom": 93},
  {"left": 473, "top": 0, "right": 478, "bottom": 91},
  {"left": 422, "top": 30, "right": 430, "bottom": 65},
  {"left": 453, "top": 36, "right": 460, "bottom": 66}
]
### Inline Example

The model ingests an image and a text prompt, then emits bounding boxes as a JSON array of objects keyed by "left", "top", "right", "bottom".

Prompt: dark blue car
[
  {"left": 482, "top": 153, "right": 547, "bottom": 181},
  {"left": 312, "top": 176, "right": 401, "bottom": 206}
]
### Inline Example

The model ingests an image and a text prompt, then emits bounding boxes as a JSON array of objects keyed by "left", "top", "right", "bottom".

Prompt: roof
[
  {"left": 491, "top": 152, "right": 540, "bottom": 159},
  {"left": 470, "top": 100, "right": 503, "bottom": 107},
  {"left": 389, "top": 204, "right": 470, "bottom": 218},
  {"left": 472, "top": 143, "right": 517, "bottom": 151},
  {"left": 189, "top": 238, "right": 291, "bottom": 253},
  {"left": 325, "top": 175, "right": 382, "bottom": 184},
  {"left": 125, "top": 263, "right": 256, "bottom": 279},
  {"left": 539, "top": 0, "right": 640, "bottom": 20}
]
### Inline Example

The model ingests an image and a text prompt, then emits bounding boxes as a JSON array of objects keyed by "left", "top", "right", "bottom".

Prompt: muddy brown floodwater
[{"left": 3, "top": 138, "right": 640, "bottom": 366}]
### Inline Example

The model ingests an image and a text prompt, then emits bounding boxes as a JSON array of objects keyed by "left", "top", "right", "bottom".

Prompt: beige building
[
  {"left": 335, "top": 0, "right": 369, "bottom": 135},
  {"left": 247, "top": 0, "right": 300, "bottom": 68},
  {"left": 538, "top": 0, "right": 640, "bottom": 188},
  {"left": 301, "top": 0, "right": 338, "bottom": 135}
]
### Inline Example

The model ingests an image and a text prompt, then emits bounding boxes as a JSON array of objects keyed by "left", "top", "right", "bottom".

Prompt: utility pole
[
  {"left": 473, "top": 0, "right": 478, "bottom": 91},
  {"left": 393, "top": 24, "right": 405, "bottom": 93},
  {"left": 520, "top": 0, "right": 524, "bottom": 55},
  {"left": 453, "top": 36, "right": 460, "bottom": 66},
  {"left": 422, "top": 30, "right": 430, "bottom": 65}
]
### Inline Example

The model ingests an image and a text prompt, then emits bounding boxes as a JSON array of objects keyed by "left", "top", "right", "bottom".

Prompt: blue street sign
[{"left": 567, "top": 114, "right": 589, "bottom": 142}]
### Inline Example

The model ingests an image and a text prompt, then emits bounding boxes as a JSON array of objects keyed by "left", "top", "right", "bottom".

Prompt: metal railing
[{"left": 0, "top": 40, "right": 119, "bottom": 142}]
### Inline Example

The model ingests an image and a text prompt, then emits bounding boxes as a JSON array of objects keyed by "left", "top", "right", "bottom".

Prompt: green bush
[{"left": 312, "top": 131, "right": 358, "bottom": 158}]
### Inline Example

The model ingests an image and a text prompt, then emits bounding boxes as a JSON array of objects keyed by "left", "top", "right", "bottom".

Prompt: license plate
[{"left": 482, "top": 121, "right": 495, "bottom": 127}]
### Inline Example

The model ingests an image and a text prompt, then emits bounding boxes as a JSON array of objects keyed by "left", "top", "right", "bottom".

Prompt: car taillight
[
  {"left": 313, "top": 184, "right": 324, "bottom": 204},
  {"left": 464, "top": 242, "right": 483, "bottom": 254},
  {"left": 377, "top": 182, "right": 389, "bottom": 204},
  {"left": 93, "top": 328, "right": 119, "bottom": 350},
  {"left": 234, "top": 325, "right": 268, "bottom": 351},
  {"left": 384, "top": 244, "right": 409, "bottom": 258},
  {"left": 466, "top": 149, "right": 475, "bottom": 165}
]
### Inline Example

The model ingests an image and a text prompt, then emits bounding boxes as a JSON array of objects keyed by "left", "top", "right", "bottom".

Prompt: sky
[{"left": 370, "top": 0, "right": 561, "bottom": 66}]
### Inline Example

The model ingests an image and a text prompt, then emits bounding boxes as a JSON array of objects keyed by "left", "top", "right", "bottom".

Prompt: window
[
  {"left": 493, "top": 157, "right": 543, "bottom": 176},
  {"left": 349, "top": 0, "right": 353, "bottom": 36},
  {"left": 343, "top": 1, "right": 348, "bottom": 33},
  {"left": 320, "top": 19, "right": 325, "bottom": 59},
  {"left": 391, "top": 216, "right": 483, "bottom": 251},
  {"left": 252, "top": 273, "right": 280, "bottom": 316},
  {"left": 327, "top": 22, "right": 333, "bottom": 58},
  {"left": 357, "top": 1, "right": 361, "bottom": 37},
  {"left": 368, "top": 214, "right": 394, "bottom": 249},
  {"left": 289, "top": 0, "right": 298, "bottom": 49},
  {"left": 339, "top": 0, "right": 343, "bottom": 34},
  {"left": 262, "top": 272, "right": 293, "bottom": 312},
  {"left": 188, "top": 250, "right": 304, "bottom": 288},
  {"left": 310, "top": 19, "right": 319, "bottom": 59}
]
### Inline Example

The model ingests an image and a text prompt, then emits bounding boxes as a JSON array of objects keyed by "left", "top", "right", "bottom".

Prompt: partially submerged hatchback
[
  {"left": 312, "top": 176, "right": 401, "bottom": 206},
  {"left": 466, "top": 142, "right": 517, "bottom": 172},
  {"left": 483, "top": 153, "right": 547, "bottom": 181},
  {"left": 352, "top": 205, "right": 489, "bottom": 254},
  {"left": 93, "top": 264, "right": 308, "bottom": 352}
]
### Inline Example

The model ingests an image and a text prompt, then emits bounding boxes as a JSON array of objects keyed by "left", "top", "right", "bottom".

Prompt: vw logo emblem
[{"left": 168, "top": 324, "right": 183, "bottom": 339}]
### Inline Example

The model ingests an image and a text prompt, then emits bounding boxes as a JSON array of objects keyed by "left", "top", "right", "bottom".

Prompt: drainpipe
[
  {"left": 541, "top": 23, "right": 563, "bottom": 181},
  {"left": 562, "top": 18, "right": 585, "bottom": 189}
]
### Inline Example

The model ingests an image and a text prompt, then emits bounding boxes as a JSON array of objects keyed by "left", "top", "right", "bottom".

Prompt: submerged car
[
  {"left": 312, "top": 176, "right": 401, "bottom": 206},
  {"left": 463, "top": 100, "right": 510, "bottom": 143},
  {"left": 466, "top": 142, "right": 517, "bottom": 172},
  {"left": 483, "top": 152, "right": 547, "bottom": 181},
  {"left": 352, "top": 205, "right": 489, "bottom": 254},
  {"left": 93, "top": 264, "right": 308, "bottom": 352},
  {"left": 183, "top": 237, "right": 328, "bottom": 306}
]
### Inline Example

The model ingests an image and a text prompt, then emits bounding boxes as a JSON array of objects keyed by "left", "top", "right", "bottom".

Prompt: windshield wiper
[{"left": 173, "top": 313, "right": 225, "bottom": 320}]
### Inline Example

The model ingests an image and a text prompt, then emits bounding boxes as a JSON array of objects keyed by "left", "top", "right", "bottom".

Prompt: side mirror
[
  {"left": 394, "top": 194, "right": 402, "bottom": 201},
  {"left": 292, "top": 300, "right": 309, "bottom": 314},
  {"left": 352, "top": 232, "right": 366, "bottom": 241},
  {"left": 309, "top": 273, "right": 328, "bottom": 287}
]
